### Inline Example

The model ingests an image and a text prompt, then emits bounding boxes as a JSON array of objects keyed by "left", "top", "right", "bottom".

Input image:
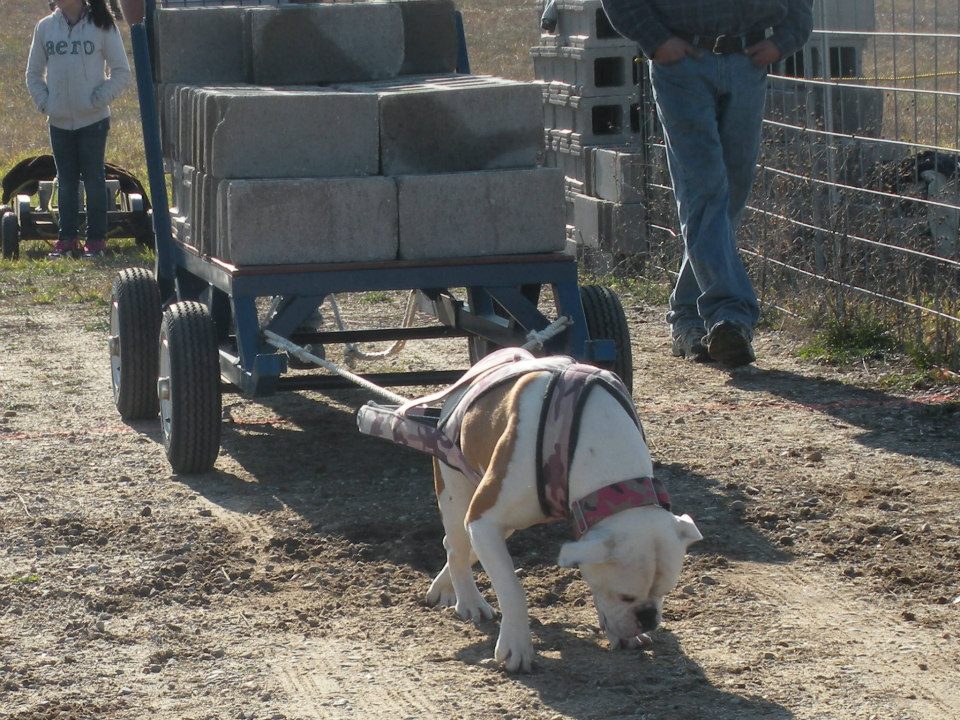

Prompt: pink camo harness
[{"left": 356, "top": 348, "right": 670, "bottom": 537}]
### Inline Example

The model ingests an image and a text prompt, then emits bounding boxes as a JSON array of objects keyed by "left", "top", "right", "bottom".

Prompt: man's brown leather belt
[{"left": 675, "top": 30, "right": 767, "bottom": 54}]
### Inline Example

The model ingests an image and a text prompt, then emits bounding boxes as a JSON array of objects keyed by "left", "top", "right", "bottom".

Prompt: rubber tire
[
  {"left": 579, "top": 285, "right": 633, "bottom": 393},
  {"left": 110, "top": 268, "right": 162, "bottom": 419},
  {"left": 1, "top": 212, "right": 20, "bottom": 260},
  {"left": 159, "top": 301, "right": 222, "bottom": 474}
]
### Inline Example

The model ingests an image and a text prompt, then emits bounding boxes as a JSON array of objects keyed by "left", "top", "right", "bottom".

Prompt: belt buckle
[{"left": 712, "top": 34, "right": 728, "bottom": 54}]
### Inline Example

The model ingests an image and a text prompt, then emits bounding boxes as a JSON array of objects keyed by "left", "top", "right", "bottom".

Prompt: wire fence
[{"left": 637, "top": 0, "right": 960, "bottom": 369}]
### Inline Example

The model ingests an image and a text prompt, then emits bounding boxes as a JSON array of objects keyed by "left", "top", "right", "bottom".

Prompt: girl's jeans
[
  {"left": 651, "top": 52, "right": 765, "bottom": 337},
  {"left": 49, "top": 117, "right": 111, "bottom": 244}
]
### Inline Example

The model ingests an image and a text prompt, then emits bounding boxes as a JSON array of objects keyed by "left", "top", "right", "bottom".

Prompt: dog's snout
[{"left": 635, "top": 605, "right": 659, "bottom": 632}]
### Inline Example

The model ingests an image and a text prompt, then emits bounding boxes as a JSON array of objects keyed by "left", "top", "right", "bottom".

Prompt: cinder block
[
  {"left": 394, "top": 0, "right": 459, "bottom": 75},
  {"left": 243, "top": 4, "right": 405, "bottom": 85},
  {"left": 157, "top": 83, "right": 184, "bottom": 160},
  {"left": 153, "top": 7, "right": 247, "bottom": 84},
  {"left": 172, "top": 163, "right": 195, "bottom": 220},
  {"left": 569, "top": 192, "right": 647, "bottom": 253},
  {"left": 532, "top": 45, "right": 640, "bottom": 97},
  {"left": 334, "top": 75, "right": 543, "bottom": 174},
  {"left": 196, "top": 88, "right": 380, "bottom": 178},
  {"left": 220, "top": 177, "right": 399, "bottom": 266},
  {"left": 570, "top": 191, "right": 602, "bottom": 248},
  {"left": 544, "top": 146, "right": 588, "bottom": 184},
  {"left": 396, "top": 168, "right": 566, "bottom": 260},
  {"left": 588, "top": 146, "right": 644, "bottom": 203},
  {"left": 546, "top": 94, "right": 641, "bottom": 146},
  {"left": 545, "top": 0, "right": 629, "bottom": 47}
]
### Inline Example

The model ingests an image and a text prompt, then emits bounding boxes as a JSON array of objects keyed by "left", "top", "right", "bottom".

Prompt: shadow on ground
[{"left": 730, "top": 368, "right": 960, "bottom": 467}]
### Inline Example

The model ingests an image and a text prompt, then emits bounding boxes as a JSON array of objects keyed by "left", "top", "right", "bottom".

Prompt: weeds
[
  {"left": 579, "top": 269, "right": 671, "bottom": 307},
  {"left": 798, "top": 312, "right": 899, "bottom": 364},
  {"left": 9, "top": 574, "right": 40, "bottom": 585}
]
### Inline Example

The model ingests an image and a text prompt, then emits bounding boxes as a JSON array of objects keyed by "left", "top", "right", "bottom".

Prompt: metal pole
[{"left": 129, "top": 4, "right": 175, "bottom": 299}]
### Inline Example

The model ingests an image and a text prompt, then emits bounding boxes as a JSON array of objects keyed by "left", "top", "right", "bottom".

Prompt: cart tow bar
[{"left": 263, "top": 315, "right": 573, "bottom": 404}]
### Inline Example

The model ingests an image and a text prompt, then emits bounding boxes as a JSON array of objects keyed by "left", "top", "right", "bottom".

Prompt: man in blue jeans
[{"left": 600, "top": 0, "right": 812, "bottom": 366}]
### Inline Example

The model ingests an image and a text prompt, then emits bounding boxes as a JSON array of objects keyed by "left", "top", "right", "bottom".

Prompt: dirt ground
[{"left": 1, "top": 277, "right": 959, "bottom": 720}]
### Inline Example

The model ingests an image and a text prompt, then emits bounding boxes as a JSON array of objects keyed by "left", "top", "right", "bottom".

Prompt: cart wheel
[
  {"left": 1, "top": 212, "right": 20, "bottom": 260},
  {"left": 110, "top": 268, "right": 162, "bottom": 419},
  {"left": 158, "top": 301, "right": 222, "bottom": 474},
  {"left": 579, "top": 285, "right": 633, "bottom": 393}
]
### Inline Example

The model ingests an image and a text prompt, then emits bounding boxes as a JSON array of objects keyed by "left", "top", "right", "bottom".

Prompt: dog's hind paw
[{"left": 495, "top": 630, "right": 534, "bottom": 673}]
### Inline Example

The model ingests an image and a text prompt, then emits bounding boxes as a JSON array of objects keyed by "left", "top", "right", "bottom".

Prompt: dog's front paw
[
  {"left": 455, "top": 595, "right": 495, "bottom": 623},
  {"left": 426, "top": 571, "right": 456, "bottom": 608},
  {"left": 495, "top": 627, "right": 535, "bottom": 673}
]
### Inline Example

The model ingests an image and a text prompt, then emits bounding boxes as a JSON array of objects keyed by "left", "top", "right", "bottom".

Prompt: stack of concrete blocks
[
  {"left": 531, "top": 0, "right": 647, "bottom": 260},
  {"left": 155, "top": 1, "right": 565, "bottom": 266}
]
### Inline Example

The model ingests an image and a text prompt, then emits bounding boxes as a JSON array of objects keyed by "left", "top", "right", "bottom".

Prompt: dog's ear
[
  {"left": 557, "top": 532, "right": 615, "bottom": 568},
  {"left": 675, "top": 513, "right": 703, "bottom": 547}
]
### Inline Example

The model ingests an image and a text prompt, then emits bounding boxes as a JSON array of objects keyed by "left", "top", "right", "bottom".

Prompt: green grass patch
[
  {"left": 579, "top": 271, "right": 671, "bottom": 307},
  {"left": 798, "top": 312, "right": 899, "bottom": 364},
  {"left": 359, "top": 291, "right": 394, "bottom": 304},
  {"left": 0, "top": 242, "right": 151, "bottom": 306},
  {"left": 9, "top": 574, "right": 40, "bottom": 585}
]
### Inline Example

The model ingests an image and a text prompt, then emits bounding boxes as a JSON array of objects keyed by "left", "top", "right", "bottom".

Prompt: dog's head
[{"left": 558, "top": 508, "right": 701, "bottom": 649}]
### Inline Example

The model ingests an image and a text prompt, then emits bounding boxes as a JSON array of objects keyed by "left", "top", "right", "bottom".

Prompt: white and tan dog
[
  {"left": 357, "top": 349, "right": 701, "bottom": 672},
  {"left": 414, "top": 352, "right": 702, "bottom": 673}
]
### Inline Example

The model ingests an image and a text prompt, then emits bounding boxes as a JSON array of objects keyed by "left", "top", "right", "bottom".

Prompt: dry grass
[{"left": 457, "top": 0, "right": 540, "bottom": 80}]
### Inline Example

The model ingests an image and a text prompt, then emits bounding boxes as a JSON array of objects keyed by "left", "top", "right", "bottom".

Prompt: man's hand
[
  {"left": 745, "top": 39, "right": 781, "bottom": 66},
  {"left": 653, "top": 37, "right": 701, "bottom": 65}
]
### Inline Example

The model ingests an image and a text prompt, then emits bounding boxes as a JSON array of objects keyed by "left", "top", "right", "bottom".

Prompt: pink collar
[{"left": 570, "top": 476, "right": 671, "bottom": 538}]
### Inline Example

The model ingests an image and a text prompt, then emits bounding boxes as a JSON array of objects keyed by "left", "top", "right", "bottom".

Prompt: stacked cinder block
[
  {"left": 156, "top": 1, "right": 565, "bottom": 266},
  {"left": 532, "top": 0, "right": 647, "bottom": 256}
]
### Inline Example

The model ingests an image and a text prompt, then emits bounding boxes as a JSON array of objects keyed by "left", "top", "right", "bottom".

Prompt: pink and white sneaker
[
  {"left": 82, "top": 239, "right": 107, "bottom": 258},
  {"left": 48, "top": 238, "right": 78, "bottom": 259}
]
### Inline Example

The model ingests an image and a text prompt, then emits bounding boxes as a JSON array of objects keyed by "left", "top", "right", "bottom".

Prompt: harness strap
[{"left": 537, "top": 363, "right": 647, "bottom": 519}]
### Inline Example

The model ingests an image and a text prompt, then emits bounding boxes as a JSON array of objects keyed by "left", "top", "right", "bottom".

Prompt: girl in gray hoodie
[{"left": 26, "top": 0, "right": 131, "bottom": 258}]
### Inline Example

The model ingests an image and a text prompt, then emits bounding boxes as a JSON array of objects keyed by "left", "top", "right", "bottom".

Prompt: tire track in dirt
[
  {"left": 201, "top": 489, "right": 453, "bottom": 720},
  {"left": 717, "top": 562, "right": 960, "bottom": 719},
  {"left": 271, "top": 637, "right": 450, "bottom": 719}
]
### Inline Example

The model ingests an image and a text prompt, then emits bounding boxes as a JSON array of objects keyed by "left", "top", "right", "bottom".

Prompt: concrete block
[
  {"left": 546, "top": 0, "right": 630, "bottom": 47},
  {"left": 605, "top": 201, "right": 647, "bottom": 254},
  {"left": 175, "top": 85, "right": 192, "bottom": 165},
  {"left": 532, "top": 45, "right": 640, "bottom": 97},
  {"left": 334, "top": 75, "right": 543, "bottom": 174},
  {"left": 394, "top": 0, "right": 459, "bottom": 75},
  {"left": 589, "top": 146, "right": 644, "bottom": 203},
  {"left": 547, "top": 93, "right": 641, "bottom": 147},
  {"left": 172, "top": 163, "right": 196, "bottom": 220},
  {"left": 153, "top": 7, "right": 247, "bottom": 84},
  {"left": 197, "top": 88, "right": 379, "bottom": 178},
  {"left": 569, "top": 192, "right": 647, "bottom": 253},
  {"left": 157, "top": 83, "right": 183, "bottom": 160},
  {"left": 396, "top": 168, "right": 566, "bottom": 260},
  {"left": 220, "top": 177, "right": 399, "bottom": 266},
  {"left": 570, "top": 191, "right": 602, "bottom": 248},
  {"left": 243, "top": 4, "right": 405, "bottom": 85}
]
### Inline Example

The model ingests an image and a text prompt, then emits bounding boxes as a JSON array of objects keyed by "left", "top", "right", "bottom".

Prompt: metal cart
[
  {"left": 110, "top": 0, "right": 633, "bottom": 474},
  {"left": 1, "top": 155, "right": 153, "bottom": 259}
]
